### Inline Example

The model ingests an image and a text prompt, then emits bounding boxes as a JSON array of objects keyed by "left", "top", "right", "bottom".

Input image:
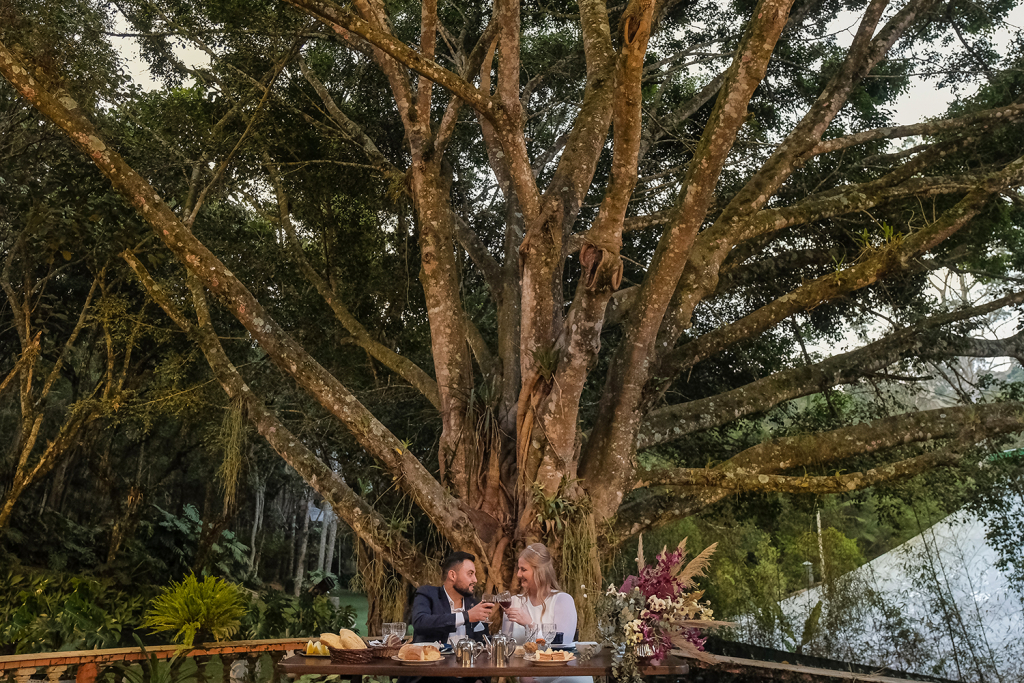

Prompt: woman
[{"left": 502, "top": 543, "right": 592, "bottom": 683}]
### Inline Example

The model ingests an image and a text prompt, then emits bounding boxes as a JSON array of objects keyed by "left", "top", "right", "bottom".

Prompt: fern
[{"left": 142, "top": 574, "right": 246, "bottom": 648}]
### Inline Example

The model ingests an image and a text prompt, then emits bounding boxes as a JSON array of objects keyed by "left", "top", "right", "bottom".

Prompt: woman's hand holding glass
[{"left": 503, "top": 595, "right": 532, "bottom": 626}]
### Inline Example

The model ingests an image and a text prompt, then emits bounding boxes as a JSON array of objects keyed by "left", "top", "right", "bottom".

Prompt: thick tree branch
[
  {"left": 810, "top": 101, "right": 1024, "bottom": 158},
  {"left": 658, "top": 0, "right": 939, "bottom": 348},
  {"left": 297, "top": 55, "right": 398, "bottom": 174},
  {"left": 582, "top": 0, "right": 796, "bottom": 521},
  {"left": 283, "top": 0, "right": 499, "bottom": 127},
  {"left": 638, "top": 288, "right": 1024, "bottom": 448},
  {"left": 657, "top": 155, "right": 1024, "bottom": 383},
  {"left": 0, "top": 37, "right": 485, "bottom": 559},
  {"left": 638, "top": 446, "right": 966, "bottom": 495},
  {"left": 612, "top": 402, "right": 1024, "bottom": 546},
  {"left": 122, "top": 252, "right": 439, "bottom": 586},
  {"left": 264, "top": 155, "right": 442, "bottom": 410}
]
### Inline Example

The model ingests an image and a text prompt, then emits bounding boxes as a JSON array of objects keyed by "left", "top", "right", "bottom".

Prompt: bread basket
[
  {"left": 327, "top": 645, "right": 375, "bottom": 664},
  {"left": 371, "top": 643, "right": 404, "bottom": 659}
]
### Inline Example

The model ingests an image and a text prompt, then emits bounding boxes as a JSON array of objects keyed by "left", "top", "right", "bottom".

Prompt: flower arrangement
[{"left": 596, "top": 536, "right": 721, "bottom": 683}]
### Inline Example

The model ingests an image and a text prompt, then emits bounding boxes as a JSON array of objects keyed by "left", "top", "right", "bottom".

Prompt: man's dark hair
[{"left": 441, "top": 551, "right": 476, "bottom": 578}]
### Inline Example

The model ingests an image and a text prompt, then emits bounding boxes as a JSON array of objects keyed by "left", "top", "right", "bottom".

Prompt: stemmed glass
[{"left": 382, "top": 621, "right": 406, "bottom": 643}]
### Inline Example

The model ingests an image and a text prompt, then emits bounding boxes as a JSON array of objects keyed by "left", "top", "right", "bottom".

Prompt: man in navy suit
[
  {"left": 400, "top": 552, "right": 493, "bottom": 683},
  {"left": 410, "top": 551, "right": 494, "bottom": 643}
]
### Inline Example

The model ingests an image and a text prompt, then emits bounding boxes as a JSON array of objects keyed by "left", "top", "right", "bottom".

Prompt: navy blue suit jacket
[{"left": 409, "top": 585, "right": 487, "bottom": 643}]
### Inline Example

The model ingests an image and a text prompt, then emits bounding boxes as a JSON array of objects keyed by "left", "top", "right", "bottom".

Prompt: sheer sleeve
[{"left": 549, "top": 592, "right": 578, "bottom": 642}]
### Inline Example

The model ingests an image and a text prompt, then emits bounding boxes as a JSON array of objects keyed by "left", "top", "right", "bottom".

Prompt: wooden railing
[{"left": 0, "top": 638, "right": 309, "bottom": 683}]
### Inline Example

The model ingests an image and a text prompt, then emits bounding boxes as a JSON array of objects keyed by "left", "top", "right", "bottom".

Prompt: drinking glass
[
  {"left": 541, "top": 623, "right": 557, "bottom": 645},
  {"left": 496, "top": 591, "right": 512, "bottom": 610},
  {"left": 382, "top": 622, "right": 406, "bottom": 642},
  {"left": 481, "top": 593, "right": 497, "bottom": 606}
]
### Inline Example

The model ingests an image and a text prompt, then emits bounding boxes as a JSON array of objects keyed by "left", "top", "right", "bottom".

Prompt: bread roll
[
  {"left": 397, "top": 644, "right": 441, "bottom": 661},
  {"left": 398, "top": 643, "right": 423, "bottom": 660},
  {"left": 319, "top": 633, "right": 344, "bottom": 649},
  {"left": 338, "top": 629, "right": 367, "bottom": 649},
  {"left": 523, "top": 641, "right": 538, "bottom": 654}
]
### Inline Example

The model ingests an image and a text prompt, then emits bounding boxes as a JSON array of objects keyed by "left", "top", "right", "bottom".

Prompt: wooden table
[{"left": 279, "top": 651, "right": 689, "bottom": 678}]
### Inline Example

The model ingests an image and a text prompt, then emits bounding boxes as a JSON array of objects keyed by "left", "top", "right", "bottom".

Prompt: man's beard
[{"left": 454, "top": 581, "right": 475, "bottom": 597}]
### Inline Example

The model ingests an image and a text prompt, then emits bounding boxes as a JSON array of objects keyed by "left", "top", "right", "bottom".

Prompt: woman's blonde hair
[{"left": 519, "top": 543, "right": 560, "bottom": 614}]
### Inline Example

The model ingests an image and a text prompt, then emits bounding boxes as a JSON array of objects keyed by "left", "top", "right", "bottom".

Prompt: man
[{"left": 410, "top": 551, "right": 494, "bottom": 643}]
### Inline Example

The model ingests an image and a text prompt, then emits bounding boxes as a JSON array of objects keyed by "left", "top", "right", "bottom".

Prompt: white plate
[
  {"left": 391, "top": 656, "right": 443, "bottom": 665},
  {"left": 524, "top": 653, "right": 575, "bottom": 665}
]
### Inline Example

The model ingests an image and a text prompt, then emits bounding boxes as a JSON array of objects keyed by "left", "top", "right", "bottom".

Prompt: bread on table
[
  {"left": 523, "top": 641, "right": 538, "bottom": 654},
  {"left": 397, "top": 644, "right": 442, "bottom": 661},
  {"left": 320, "top": 629, "right": 367, "bottom": 650},
  {"left": 535, "top": 648, "right": 573, "bottom": 662}
]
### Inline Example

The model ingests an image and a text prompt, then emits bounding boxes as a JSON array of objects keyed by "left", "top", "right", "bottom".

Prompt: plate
[
  {"left": 524, "top": 654, "right": 575, "bottom": 665},
  {"left": 391, "top": 656, "right": 443, "bottom": 665},
  {"left": 300, "top": 652, "right": 332, "bottom": 658}
]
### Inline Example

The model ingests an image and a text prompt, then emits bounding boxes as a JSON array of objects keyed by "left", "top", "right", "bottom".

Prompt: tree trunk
[
  {"left": 249, "top": 479, "right": 265, "bottom": 569},
  {"left": 293, "top": 489, "right": 311, "bottom": 596},
  {"left": 317, "top": 499, "right": 330, "bottom": 573},
  {"left": 324, "top": 513, "right": 338, "bottom": 575}
]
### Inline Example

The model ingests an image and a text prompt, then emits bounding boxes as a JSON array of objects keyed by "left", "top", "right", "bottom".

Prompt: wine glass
[
  {"left": 541, "top": 622, "right": 557, "bottom": 645},
  {"left": 497, "top": 591, "right": 512, "bottom": 610}
]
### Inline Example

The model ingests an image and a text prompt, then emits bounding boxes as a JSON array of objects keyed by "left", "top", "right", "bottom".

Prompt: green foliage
[
  {"left": 111, "top": 638, "right": 199, "bottom": 683},
  {"left": 0, "top": 569, "right": 150, "bottom": 654},
  {"left": 151, "top": 505, "right": 250, "bottom": 582},
  {"left": 142, "top": 574, "right": 246, "bottom": 648},
  {"left": 242, "top": 589, "right": 357, "bottom": 639}
]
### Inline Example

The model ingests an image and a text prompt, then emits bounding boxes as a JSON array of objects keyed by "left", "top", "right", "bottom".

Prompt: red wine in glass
[{"left": 499, "top": 600, "right": 512, "bottom": 609}]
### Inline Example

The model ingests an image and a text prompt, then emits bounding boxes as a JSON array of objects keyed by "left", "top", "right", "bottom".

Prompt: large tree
[{"left": 2, "top": 0, "right": 1024, "bottom": 610}]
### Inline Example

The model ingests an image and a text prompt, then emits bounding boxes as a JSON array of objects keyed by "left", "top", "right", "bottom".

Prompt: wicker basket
[
  {"left": 327, "top": 646, "right": 375, "bottom": 664},
  {"left": 370, "top": 644, "right": 403, "bottom": 659}
]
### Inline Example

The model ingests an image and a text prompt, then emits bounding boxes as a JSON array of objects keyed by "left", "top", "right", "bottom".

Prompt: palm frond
[
  {"left": 678, "top": 542, "right": 717, "bottom": 587},
  {"left": 670, "top": 538, "right": 688, "bottom": 573},
  {"left": 668, "top": 633, "right": 718, "bottom": 663}
]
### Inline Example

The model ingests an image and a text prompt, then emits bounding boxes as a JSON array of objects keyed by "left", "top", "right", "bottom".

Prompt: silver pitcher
[
  {"left": 455, "top": 637, "right": 482, "bottom": 666},
  {"left": 490, "top": 633, "right": 516, "bottom": 666}
]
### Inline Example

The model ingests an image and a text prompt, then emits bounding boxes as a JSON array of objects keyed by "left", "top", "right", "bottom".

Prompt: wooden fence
[{"left": 0, "top": 638, "right": 308, "bottom": 683}]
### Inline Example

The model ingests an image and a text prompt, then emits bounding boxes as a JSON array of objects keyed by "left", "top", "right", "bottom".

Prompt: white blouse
[{"left": 502, "top": 590, "right": 579, "bottom": 645}]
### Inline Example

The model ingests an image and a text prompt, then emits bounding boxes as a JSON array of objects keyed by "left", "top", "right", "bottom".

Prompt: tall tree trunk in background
[
  {"left": 282, "top": 489, "right": 294, "bottom": 584},
  {"left": 324, "top": 513, "right": 338, "bottom": 575},
  {"left": 293, "top": 489, "right": 311, "bottom": 596},
  {"left": 47, "top": 450, "right": 75, "bottom": 514},
  {"left": 194, "top": 478, "right": 236, "bottom": 574},
  {"left": 317, "top": 499, "right": 330, "bottom": 573},
  {"left": 249, "top": 478, "right": 265, "bottom": 570}
]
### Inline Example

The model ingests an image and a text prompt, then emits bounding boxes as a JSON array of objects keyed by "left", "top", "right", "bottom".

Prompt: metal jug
[
  {"left": 491, "top": 633, "right": 516, "bottom": 666},
  {"left": 455, "top": 637, "right": 481, "bottom": 666}
]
